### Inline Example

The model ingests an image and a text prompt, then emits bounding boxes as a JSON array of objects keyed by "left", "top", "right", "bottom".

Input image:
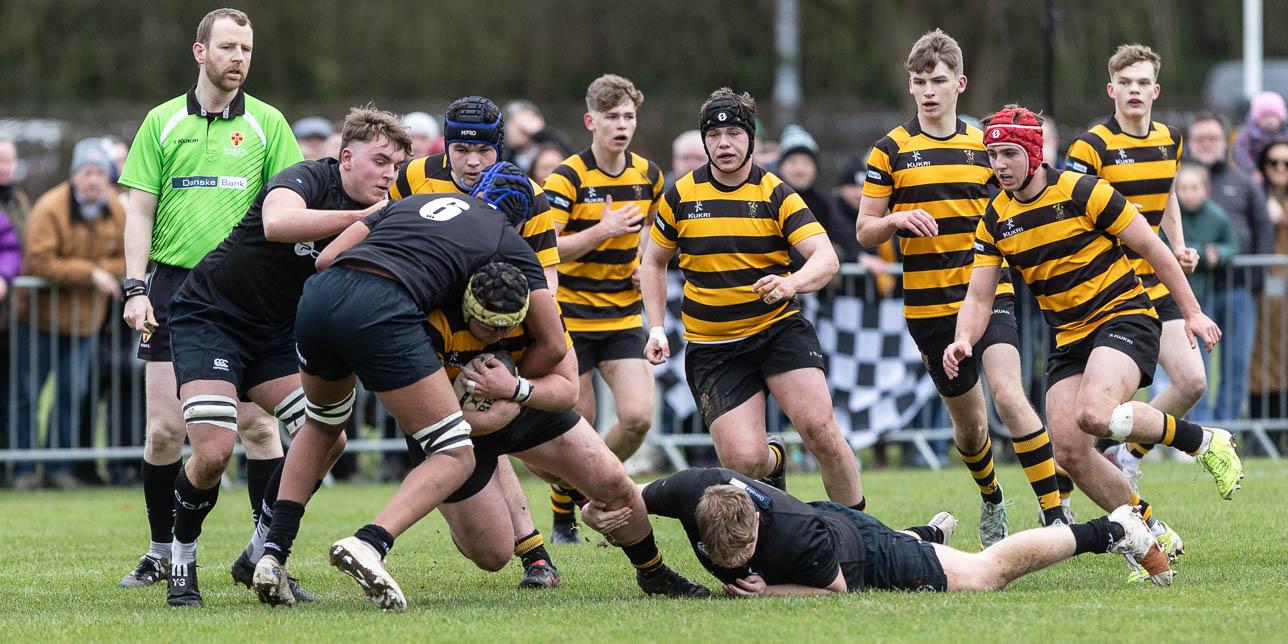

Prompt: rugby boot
[
  {"left": 166, "top": 561, "right": 202, "bottom": 607},
  {"left": 232, "top": 549, "right": 319, "bottom": 602},
  {"left": 517, "top": 559, "right": 560, "bottom": 589},
  {"left": 330, "top": 536, "right": 406, "bottom": 612},
  {"left": 119, "top": 554, "right": 168, "bottom": 588},
  {"left": 636, "top": 565, "right": 711, "bottom": 598},
  {"left": 1196, "top": 428, "right": 1244, "bottom": 500}
]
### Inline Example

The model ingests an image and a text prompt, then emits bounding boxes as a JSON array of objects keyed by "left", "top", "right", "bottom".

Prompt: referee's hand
[
  {"left": 943, "top": 340, "right": 972, "bottom": 380},
  {"left": 123, "top": 296, "right": 157, "bottom": 335}
]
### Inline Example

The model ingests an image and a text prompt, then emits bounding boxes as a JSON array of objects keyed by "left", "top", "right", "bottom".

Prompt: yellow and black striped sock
[
  {"left": 1012, "top": 428, "right": 1063, "bottom": 525},
  {"left": 1127, "top": 442, "right": 1153, "bottom": 458},
  {"left": 1157, "top": 414, "right": 1204, "bottom": 455},
  {"left": 1128, "top": 492, "right": 1154, "bottom": 524},
  {"left": 1054, "top": 465, "right": 1074, "bottom": 502},
  {"left": 514, "top": 529, "right": 552, "bottom": 568},
  {"left": 620, "top": 530, "right": 665, "bottom": 576},
  {"left": 550, "top": 484, "right": 584, "bottom": 525},
  {"left": 959, "top": 436, "right": 1004, "bottom": 504},
  {"left": 767, "top": 441, "right": 785, "bottom": 477}
]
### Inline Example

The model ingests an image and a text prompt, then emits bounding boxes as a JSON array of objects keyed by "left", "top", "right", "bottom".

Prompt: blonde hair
[
  {"left": 1108, "top": 43, "right": 1161, "bottom": 78},
  {"left": 906, "top": 28, "right": 963, "bottom": 76},
  {"left": 695, "top": 485, "right": 758, "bottom": 567},
  {"left": 586, "top": 74, "right": 644, "bottom": 113}
]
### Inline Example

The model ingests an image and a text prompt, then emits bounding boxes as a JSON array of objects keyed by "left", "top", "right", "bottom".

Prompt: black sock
[
  {"left": 260, "top": 461, "right": 284, "bottom": 522},
  {"left": 620, "top": 530, "right": 665, "bottom": 576},
  {"left": 262, "top": 500, "right": 306, "bottom": 565},
  {"left": 904, "top": 524, "right": 944, "bottom": 544},
  {"left": 172, "top": 467, "right": 220, "bottom": 545},
  {"left": 355, "top": 523, "right": 395, "bottom": 558},
  {"left": 1069, "top": 516, "right": 1124, "bottom": 556},
  {"left": 142, "top": 458, "right": 182, "bottom": 544},
  {"left": 514, "top": 529, "right": 552, "bottom": 568},
  {"left": 850, "top": 497, "right": 866, "bottom": 512},
  {"left": 246, "top": 456, "right": 282, "bottom": 526}
]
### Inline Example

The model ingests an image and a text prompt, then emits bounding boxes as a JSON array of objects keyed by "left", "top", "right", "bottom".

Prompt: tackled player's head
[
  {"left": 695, "top": 485, "right": 759, "bottom": 568},
  {"left": 338, "top": 104, "right": 411, "bottom": 205},
  {"left": 471, "top": 161, "right": 536, "bottom": 228},
  {"left": 699, "top": 88, "right": 757, "bottom": 173},
  {"left": 463, "top": 262, "right": 530, "bottom": 345},
  {"left": 444, "top": 96, "right": 504, "bottom": 189}
]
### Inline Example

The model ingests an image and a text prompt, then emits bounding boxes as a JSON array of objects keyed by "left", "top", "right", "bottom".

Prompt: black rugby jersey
[
  {"left": 643, "top": 467, "right": 864, "bottom": 591},
  {"left": 180, "top": 158, "right": 360, "bottom": 325},
  {"left": 334, "top": 193, "right": 546, "bottom": 314}
]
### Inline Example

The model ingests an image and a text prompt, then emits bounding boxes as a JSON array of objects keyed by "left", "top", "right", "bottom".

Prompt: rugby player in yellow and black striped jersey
[
  {"left": 540, "top": 75, "right": 664, "bottom": 544},
  {"left": 414, "top": 262, "right": 710, "bottom": 597},
  {"left": 946, "top": 106, "right": 1241, "bottom": 552},
  {"left": 1065, "top": 44, "right": 1208, "bottom": 476},
  {"left": 856, "top": 29, "right": 1065, "bottom": 536},
  {"left": 389, "top": 96, "right": 561, "bottom": 286},
  {"left": 640, "top": 87, "right": 865, "bottom": 511}
]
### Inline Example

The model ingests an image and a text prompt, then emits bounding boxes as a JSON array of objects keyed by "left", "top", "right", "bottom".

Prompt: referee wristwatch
[{"left": 122, "top": 278, "right": 148, "bottom": 300}]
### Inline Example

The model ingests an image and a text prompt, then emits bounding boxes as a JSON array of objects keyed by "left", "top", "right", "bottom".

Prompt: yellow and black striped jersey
[
  {"left": 974, "top": 166, "right": 1156, "bottom": 347},
  {"left": 543, "top": 149, "right": 663, "bottom": 332},
  {"left": 1066, "top": 117, "right": 1182, "bottom": 302},
  {"left": 862, "top": 118, "right": 1013, "bottom": 319},
  {"left": 390, "top": 153, "right": 560, "bottom": 268},
  {"left": 425, "top": 306, "right": 574, "bottom": 436},
  {"left": 651, "top": 164, "right": 826, "bottom": 343}
]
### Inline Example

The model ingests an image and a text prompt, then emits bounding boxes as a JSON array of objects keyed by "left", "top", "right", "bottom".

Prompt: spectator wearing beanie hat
[
  {"left": 777, "top": 125, "right": 835, "bottom": 271},
  {"left": 404, "top": 111, "right": 443, "bottom": 158},
  {"left": 11, "top": 137, "right": 126, "bottom": 489},
  {"left": 1233, "top": 90, "right": 1288, "bottom": 179}
]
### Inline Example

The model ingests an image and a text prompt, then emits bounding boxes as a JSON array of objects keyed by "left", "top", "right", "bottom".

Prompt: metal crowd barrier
[{"left": 4, "top": 256, "right": 1287, "bottom": 472}]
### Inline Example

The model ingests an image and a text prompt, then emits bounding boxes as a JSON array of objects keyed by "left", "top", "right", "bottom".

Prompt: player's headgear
[
  {"left": 471, "top": 162, "right": 535, "bottom": 228},
  {"left": 699, "top": 89, "right": 757, "bottom": 171},
  {"left": 444, "top": 96, "right": 504, "bottom": 161},
  {"left": 463, "top": 262, "right": 530, "bottom": 328},
  {"left": 984, "top": 106, "right": 1044, "bottom": 184}
]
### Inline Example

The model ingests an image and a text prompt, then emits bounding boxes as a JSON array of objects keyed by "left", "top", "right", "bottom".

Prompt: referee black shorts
[
  {"left": 137, "top": 262, "right": 190, "bottom": 362},
  {"left": 906, "top": 294, "right": 1020, "bottom": 399},
  {"left": 295, "top": 265, "right": 442, "bottom": 393}
]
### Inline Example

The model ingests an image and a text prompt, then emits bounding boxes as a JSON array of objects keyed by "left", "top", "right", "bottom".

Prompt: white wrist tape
[
  {"left": 649, "top": 326, "right": 669, "bottom": 350},
  {"left": 512, "top": 377, "right": 533, "bottom": 403},
  {"left": 1108, "top": 403, "right": 1134, "bottom": 441}
]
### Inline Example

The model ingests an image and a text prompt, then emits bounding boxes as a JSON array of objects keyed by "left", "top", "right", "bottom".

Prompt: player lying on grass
[
  {"left": 401, "top": 261, "right": 708, "bottom": 597},
  {"left": 582, "top": 467, "right": 1172, "bottom": 596}
]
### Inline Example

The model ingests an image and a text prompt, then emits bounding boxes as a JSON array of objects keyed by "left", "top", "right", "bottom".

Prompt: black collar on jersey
[
  {"left": 579, "top": 148, "right": 633, "bottom": 179},
  {"left": 1102, "top": 115, "right": 1156, "bottom": 140},
  {"left": 1007, "top": 164, "right": 1060, "bottom": 203},
  {"left": 696, "top": 163, "right": 766, "bottom": 193},
  {"left": 185, "top": 85, "right": 246, "bottom": 119},
  {"left": 903, "top": 116, "right": 968, "bottom": 141}
]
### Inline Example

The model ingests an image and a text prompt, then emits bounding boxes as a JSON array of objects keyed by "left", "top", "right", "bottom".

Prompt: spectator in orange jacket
[{"left": 12, "top": 138, "right": 126, "bottom": 490}]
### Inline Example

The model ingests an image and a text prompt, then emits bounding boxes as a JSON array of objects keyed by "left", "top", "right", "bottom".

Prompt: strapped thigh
[
  {"left": 183, "top": 394, "right": 239, "bottom": 431},
  {"left": 411, "top": 411, "right": 473, "bottom": 456},
  {"left": 274, "top": 387, "right": 308, "bottom": 436}
]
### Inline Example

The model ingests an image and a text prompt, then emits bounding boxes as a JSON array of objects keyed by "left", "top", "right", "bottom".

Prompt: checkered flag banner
[{"left": 653, "top": 273, "right": 936, "bottom": 449}]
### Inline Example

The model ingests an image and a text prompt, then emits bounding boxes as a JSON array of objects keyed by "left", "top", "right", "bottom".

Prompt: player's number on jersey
[{"left": 419, "top": 197, "right": 471, "bottom": 221}]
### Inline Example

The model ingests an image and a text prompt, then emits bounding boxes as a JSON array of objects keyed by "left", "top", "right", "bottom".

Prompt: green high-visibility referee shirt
[{"left": 119, "top": 86, "right": 302, "bottom": 269}]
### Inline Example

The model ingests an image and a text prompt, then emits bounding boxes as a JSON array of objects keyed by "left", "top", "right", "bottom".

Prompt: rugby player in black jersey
[
  {"left": 160, "top": 106, "right": 410, "bottom": 607},
  {"left": 268, "top": 164, "right": 565, "bottom": 612},
  {"left": 580, "top": 467, "right": 1171, "bottom": 595}
]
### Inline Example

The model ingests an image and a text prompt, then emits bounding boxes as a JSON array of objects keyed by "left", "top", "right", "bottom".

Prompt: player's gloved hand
[
  {"left": 891, "top": 208, "right": 938, "bottom": 237},
  {"left": 581, "top": 500, "right": 633, "bottom": 534},
  {"left": 597, "top": 195, "right": 645, "bottom": 239},
  {"left": 723, "top": 575, "right": 767, "bottom": 597},
  {"left": 645, "top": 326, "right": 670, "bottom": 365},
  {"left": 460, "top": 356, "right": 519, "bottom": 400},
  {"left": 753, "top": 274, "right": 797, "bottom": 305},
  {"left": 1174, "top": 246, "right": 1199, "bottom": 274},
  {"left": 1185, "top": 311, "right": 1222, "bottom": 352},
  {"left": 942, "top": 340, "right": 973, "bottom": 380},
  {"left": 122, "top": 294, "right": 157, "bottom": 335}
]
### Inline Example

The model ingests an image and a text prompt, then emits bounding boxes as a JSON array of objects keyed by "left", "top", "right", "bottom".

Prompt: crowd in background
[{"left": 1, "top": 88, "right": 1286, "bottom": 488}]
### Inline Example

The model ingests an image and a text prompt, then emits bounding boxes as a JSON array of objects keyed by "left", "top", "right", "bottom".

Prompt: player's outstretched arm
[
  {"left": 724, "top": 570, "right": 846, "bottom": 597},
  {"left": 314, "top": 220, "right": 371, "bottom": 271},
  {"left": 1118, "top": 214, "right": 1221, "bottom": 350},
  {"left": 639, "top": 240, "right": 675, "bottom": 364},
  {"left": 262, "top": 188, "right": 386, "bottom": 243},
  {"left": 122, "top": 189, "right": 159, "bottom": 333},
  {"left": 514, "top": 289, "right": 567, "bottom": 377},
  {"left": 943, "top": 264, "right": 1001, "bottom": 380}
]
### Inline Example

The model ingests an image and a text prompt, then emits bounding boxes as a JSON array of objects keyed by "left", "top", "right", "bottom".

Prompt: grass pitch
[{"left": 1, "top": 459, "right": 1285, "bottom": 642}]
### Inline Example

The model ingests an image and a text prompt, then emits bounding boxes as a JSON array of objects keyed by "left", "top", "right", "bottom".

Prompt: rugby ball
[{"left": 452, "top": 352, "right": 518, "bottom": 412}]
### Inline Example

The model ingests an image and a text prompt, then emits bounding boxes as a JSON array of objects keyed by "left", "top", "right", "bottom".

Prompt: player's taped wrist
[
  {"left": 648, "top": 326, "right": 668, "bottom": 349},
  {"left": 512, "top": 377, "right": 533, "bottom": 403}
]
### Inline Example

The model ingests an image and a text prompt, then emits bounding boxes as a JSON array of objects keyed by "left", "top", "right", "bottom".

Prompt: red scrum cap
[{"left": 984, "top": 106, "right": 1043, "bottom": 178}]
